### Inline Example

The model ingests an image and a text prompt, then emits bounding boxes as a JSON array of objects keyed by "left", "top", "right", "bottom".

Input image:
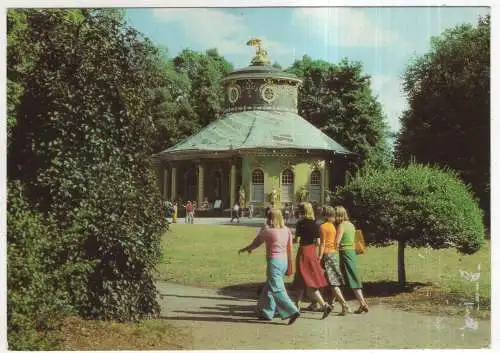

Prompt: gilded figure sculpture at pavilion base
[{"left": 239, "top": 186, "right": 246, "bottom": 208}]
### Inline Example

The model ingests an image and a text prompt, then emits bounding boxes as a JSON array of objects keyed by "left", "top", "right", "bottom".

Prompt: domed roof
[
  {"left": 154, "top": 39, "right": 352, "bottom": 161},
  {"left": 158, "top": 110, "right": 350, "bottom": 158}
]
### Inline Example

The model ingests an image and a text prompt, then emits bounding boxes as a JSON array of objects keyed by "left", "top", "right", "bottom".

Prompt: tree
[
  {"left": 287, "top": 56, "right": 392, "bottom": 179},
  {"left": 149, "top": 48, "right": 233, "bottom": 152},
  {"left": 397, "top": 15, "right": 490, "bottom": 222},
  {"left": 8, "top": 9, "right": 167, "bottom": 321},
  {"left": 272, "top": 61, "right": 282, "bottom": 69},
  {"left": 149, "top": 58, "right": 197, "bottom": 152},
  {"left": 333, "top": 164, "right": 485, "bottom": 285}
]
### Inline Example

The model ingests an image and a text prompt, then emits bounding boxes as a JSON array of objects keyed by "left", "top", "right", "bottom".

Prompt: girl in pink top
[{"left": 239, "top": 209, "right": 300, "bottom": 325}]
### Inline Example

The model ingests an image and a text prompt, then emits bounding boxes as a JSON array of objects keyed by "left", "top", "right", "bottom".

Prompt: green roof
[{"left": 157, "top": 110, "right": 351, "bottom": 157}]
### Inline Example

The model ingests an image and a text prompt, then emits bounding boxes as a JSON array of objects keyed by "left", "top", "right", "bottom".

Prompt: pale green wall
[
  {"left": 293, "top": 162, "right": 311, "bottom": 196},
  {"left": 242, "top": 155, "right": 327, "bottom": 204}
]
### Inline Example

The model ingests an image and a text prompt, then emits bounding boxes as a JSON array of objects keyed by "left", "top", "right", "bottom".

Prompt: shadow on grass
[{"left": 218, "top": 281, "right": 430, "bottom": 301}]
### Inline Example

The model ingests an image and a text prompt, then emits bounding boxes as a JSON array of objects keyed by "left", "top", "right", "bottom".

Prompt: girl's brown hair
[
  {"left": 324, "top": 206, "right": 335, "bottom": 221},
  {"left": 333, "top": 205, "right": 349, "bottom": 225}
]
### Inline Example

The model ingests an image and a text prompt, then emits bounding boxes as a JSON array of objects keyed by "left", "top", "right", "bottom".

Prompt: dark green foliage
[
  {"left": 150, "top": 48, "right": 233, "bottom": 152},
  {"left": 8, "top": 8, "right": 167, "bottom": 328},
  {"left": 272, "top": 61, "right": 282, "bottom": 69},
  {"left": 397, "top": 16, "right": 490, "bottom": 220},
  {"left": 74, "top": 165, "right": 165, "bottom": 320},
  {"left": 333, "top": 164, "right": 485, "bottom": 283},
  {"left": 7, "top": 181, "right": 78, "bottom": 350},
  {"left": 7, "top": 9, "right": 37, "bottom": 143},
  {"left": 287, "top": 56, "right": 392, "bottom": 177}
]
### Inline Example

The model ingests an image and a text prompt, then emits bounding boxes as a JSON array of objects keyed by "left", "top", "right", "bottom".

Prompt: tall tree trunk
[{"left": 398, "top": 240, "right": 406, "bottom": 286}]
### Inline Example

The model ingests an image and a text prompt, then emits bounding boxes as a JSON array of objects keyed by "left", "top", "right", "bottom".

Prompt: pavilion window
[
  {"left": 281, "top": 169, "right": 294, "bottom": 203},
  {"left": 309, "top": 170, "right": 321, "bottom": 203},
  {"left": 251, "top": 169, "right": 265, "bottom": 202}
]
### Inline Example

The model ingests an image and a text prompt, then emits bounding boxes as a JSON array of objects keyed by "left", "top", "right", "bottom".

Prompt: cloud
[
  {"left": 370, "top": 74, "right": 408, "bottom": 132},
  {"left": 292, "top": 8, "right": 400, "bottom": 47},
  {"left": 152, "top": 8, "right": 292, "bottom": 60}
]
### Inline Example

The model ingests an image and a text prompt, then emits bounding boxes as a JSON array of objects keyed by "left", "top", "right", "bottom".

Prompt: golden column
[
  {"left": 230, "top": 163, "right": 236, "bottom": 206},
  {"left": 321, "top": 164, "right": 327, "bottom": 204},
  {"left": 171, "top": 166, "right": 177, "bottom": 200},
  {"left": 197, "top": 164, "right": 204, "bottom": 204}
]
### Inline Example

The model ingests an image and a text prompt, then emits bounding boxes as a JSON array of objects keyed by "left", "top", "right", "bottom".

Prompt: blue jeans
[{"left": 258, "top": 257, "right": 299, "bottom": 320}]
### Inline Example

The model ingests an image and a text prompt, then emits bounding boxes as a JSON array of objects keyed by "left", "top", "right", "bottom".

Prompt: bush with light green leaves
[{"left": 332, "top": 164, "right": 485, "bottom": 285}]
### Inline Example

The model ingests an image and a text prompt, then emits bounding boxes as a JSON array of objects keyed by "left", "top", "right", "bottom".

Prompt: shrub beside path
[{"left": 157, "top": 281, "right": 490, "bottom": 349}]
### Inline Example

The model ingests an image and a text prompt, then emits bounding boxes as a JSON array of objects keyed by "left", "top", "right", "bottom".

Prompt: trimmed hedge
[{"left": 332, "top": 164, "right": 485, "bottom": 254}]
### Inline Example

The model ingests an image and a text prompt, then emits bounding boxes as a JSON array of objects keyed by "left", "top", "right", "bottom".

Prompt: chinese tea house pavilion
[{"left": 153, "top": 39, "right": 351, "bottom": 211}]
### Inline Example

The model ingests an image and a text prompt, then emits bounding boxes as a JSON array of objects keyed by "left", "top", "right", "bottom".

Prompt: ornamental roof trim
[{"left": 155, "top": 110, "right": 351, "bottom": 160}]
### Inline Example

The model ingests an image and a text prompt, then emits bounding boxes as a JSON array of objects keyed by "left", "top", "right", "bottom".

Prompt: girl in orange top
[{"left": 319, "top": 206, "right": 350, "bottom": 315}]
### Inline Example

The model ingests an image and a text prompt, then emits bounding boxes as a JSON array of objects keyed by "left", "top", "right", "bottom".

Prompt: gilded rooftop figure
[{"left": 247, "top": 38, "right": 270, "bottom": 66}]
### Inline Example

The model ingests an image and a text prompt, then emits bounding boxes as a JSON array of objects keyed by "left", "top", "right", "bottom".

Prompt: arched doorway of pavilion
[
  {"left": 184, "top": 167, "right": 197, "bottom": 202},
  {"left": 207, "top": 166, "right": 229, "bottom": 209},
  {"left": 214, "top": 170, "right": 223, "bottom": 200},
  {"left": 309, "top": 169, "right": 321, "bottom": 203}
]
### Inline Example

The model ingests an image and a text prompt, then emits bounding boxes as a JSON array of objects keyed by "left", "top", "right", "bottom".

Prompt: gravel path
[{"left": 157, "top": 281, "right": 490, "bottom": 349}]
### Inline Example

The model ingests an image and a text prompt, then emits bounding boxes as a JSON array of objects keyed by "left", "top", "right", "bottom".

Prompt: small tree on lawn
[{"left": 333, "top": 164, "right": 485, "bottom": 286}]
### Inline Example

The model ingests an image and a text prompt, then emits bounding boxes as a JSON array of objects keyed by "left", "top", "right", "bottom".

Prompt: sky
[{"left": 125, "top": 6, "right": 490, "bottom": 133}]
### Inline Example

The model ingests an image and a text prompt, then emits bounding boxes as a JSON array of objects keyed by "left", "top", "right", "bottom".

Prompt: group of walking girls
[{"left": 238, "top": 202, "right": 368, "bottom": 325}]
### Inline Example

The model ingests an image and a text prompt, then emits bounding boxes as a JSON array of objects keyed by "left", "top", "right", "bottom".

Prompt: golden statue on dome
[{"left": 247, "top": 38, "right": 270, "bottom": 66}]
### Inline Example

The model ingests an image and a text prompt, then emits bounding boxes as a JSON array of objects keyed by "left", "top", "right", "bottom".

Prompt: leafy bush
[
  {"left": 73, "top": 165, "right": 165, "bottom": 320},
  {"left": 7, "top": 181, "right": 74, "bottom": 350},
  {"left": 332, "top": 164, "right": 485, "bottom": 283},
  {"left": 7, "top": 9, "right": 168, "bottom": 322}
]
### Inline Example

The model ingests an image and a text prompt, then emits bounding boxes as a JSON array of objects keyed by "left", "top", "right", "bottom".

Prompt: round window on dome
[
  {"left": 228, "top": 84, "right": 240, "bottom": 104},
  {"left": 260, "top": 84, "right": 277, "bottom": 103}
]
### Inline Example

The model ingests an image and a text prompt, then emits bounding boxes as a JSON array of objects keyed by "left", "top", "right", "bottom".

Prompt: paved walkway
[
  {"left": 157, "top": 281, "right": 490, "bottom": 349},
  {"left": 172, "top": 217, "right": 297, "bottom": 226}
]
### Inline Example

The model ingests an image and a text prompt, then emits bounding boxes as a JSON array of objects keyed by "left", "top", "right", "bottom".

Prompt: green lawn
[{"left": 157, "top": 224, "right": 490, "bottom": 317}]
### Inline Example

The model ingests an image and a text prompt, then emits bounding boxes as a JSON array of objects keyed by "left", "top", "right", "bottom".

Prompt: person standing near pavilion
[
  {"left": 283, "top": 203, "right": 291, "bottom": 224},
  {"left": 238, "top": 208, "right": 300, "bottom": 325},
  {"left": 248, "top": 203, "right": 254, "bottom": 219},
  {"left": 230, "top": 202, "right": 240, "bottom": 223},
  {"left": 172, "top": 202, "right": 178, "bottom": 223},
  {"left": 264, "top": 201, "right": 275, "bottom": 226},
  {"left": 185, "top": 201, "right": 194, "bottom": 224}
]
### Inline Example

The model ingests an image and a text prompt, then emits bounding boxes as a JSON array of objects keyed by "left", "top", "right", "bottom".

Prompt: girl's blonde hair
[
  {"left": 300, "top": 202, "right": 315, "bottom": 220},
  {"left": 324, "top": 206, "right": 335, "bottom": 221},
  {"left": 333, "top": 205, "right": 349, "bottom": 225},
  {"left": 267, "top": 208, "right": 285, "bottom": 228}
]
